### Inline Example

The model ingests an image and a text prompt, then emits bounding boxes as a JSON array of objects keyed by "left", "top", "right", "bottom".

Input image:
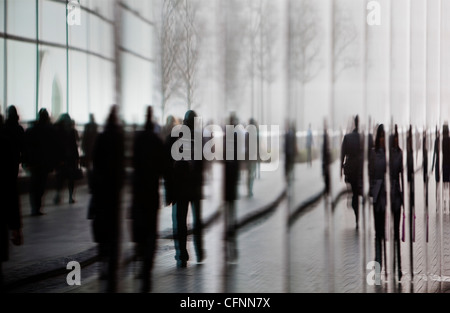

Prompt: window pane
[
  {"left": 122, "top": 9, "right": 153, "bottom": 59},
  {"left": 0, "top": 0, "right": 5, "bottom": 33},
  {"left": 7, "top": 40, "right": 36, "bottom": 122},
  {"left": 89, "top": 15, "right": 113, "bottom": 60},
  {"left": 7, "top": 0, "right": 36, "bottom": 39},
  {"left": 68, "top": 50, "right": 89, "bottom": 124},
  {"left": 39, "top": 0, "right": 66, "bottom": 45},
  {"left": 0, "top": 38, "right": 4, "bottom": 112},
  {"left": 86, "top": 0, "right": 114, "bottom": 21},
  {"left": 88, "top": 55, "right": 114, "bottom": 125},
  {"left": 37, "top": 46, "right": 67, "bottom": 121},
  {"left": 122, "top": 53, "right": 152, "bottom": 124},
  {"left": 68, "top": 8, "right": 88, "bottom": 50}
]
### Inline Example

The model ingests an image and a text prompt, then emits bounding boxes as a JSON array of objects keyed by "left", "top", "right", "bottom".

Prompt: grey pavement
[{"left": 4, "top": 154, "right": 450, "bottom": 293}]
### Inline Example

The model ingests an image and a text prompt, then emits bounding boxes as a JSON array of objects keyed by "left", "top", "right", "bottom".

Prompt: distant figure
[
  {"left": 432, "top": 126, "right": 441, "bottom": 207},
  {"left": 322, "top": 119, "right": 331, "bottom": 196},
  {"left": 23, "top": 108, "right": 58, "bottom": 216},
  {"left": 53, "top": 113, "right": 80, "bottom": 204},
  {"left": 389, "top": 125, "right": 404, "bottom": 282},
  {"left": 341, "top": 115, "right": 362, "bottom": 228},
  {"left": 306, "top": 124, "right": 314, "bottom": 167},
  {"left": 81, "top": 113, "right": 98, "bottom": 180},
  {"left": 367, "top": 117, "right": 375, "bottom": 199},
  {"left": 415, "top": 126, "right": 421, "bottom": 166},
  {"left": 166, "top": 110, "right": 205, "bottom": 268},
  {"left": 131, "top": 106, "right": 167, "bottom": 292},
  {"left": 160, "top": 115, "right": 176, "bottom": 143},
  {"left": 0, "top": 117, "right": 23, "bottom": 291},
  {"left": 284, "top": 121, "right": 297, "bottom": 182},
  {"left": 369, "top": 124, "right": 387, "bottom": 272},
  {"left": 423, "top": 129, "right": 429, "bottom": 208},
  {"left": 223, "top": 112, "right": 241, "bottom": 263},
  {"left": 245, "top": 118, "right": 259, "bottom": 197},
  {"left": 4, "top": 106, "right": 25, "bottom": 178},
  {"left": 407, "top": 125, "right": 415, "bottom": 276},
  {"left": 89, "top": 106, "right": 125, "bottom": 292},
  {"left": 442, "top": 123, "right": 450, "bottom": 212}
]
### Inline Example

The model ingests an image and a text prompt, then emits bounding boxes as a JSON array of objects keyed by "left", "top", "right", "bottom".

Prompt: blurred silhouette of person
[
  {"left": 423, "top": 128, "right": 429, "bottom": 208},
  {"left": 407, "top": 125, "right": 415, "bottom": 277},
  {"left": 284, "top": 121, "right": 296, "bottom": 182},
  {"left": 322, "top": 119, "right": 331, "bottom": 196},
  {"left": 131, "top": 106, "right": 167, "bottom": 292},
  {"left": 415, "top": 126, "right": 421, "bottom": 167},
  {"left": 389, "top": 125, "right": 404, "bottom": 282},
  {"left": 306, "top": 124, "right": 313, "bottom": 167},
  {"left": 88, "top": 105, "right": 125, "bottom": 292},
  {"left": 367, "top": 118, "right": 375, "bottom": 201},
  {"left": 0, "top": 118, "right": 23, "bottom": 292},
  {"left": 369, "top": 124, "right": 387, "bottom": 272},
  {"left": 442, "top": 123, "right": 450, "bottom": 212},
  {"left": 82, "top": 113, "right": 98, "bottom": 185},
  {"left": 23, "top": 108, "right": 58, "bottom": 216},
  {"left": 53, "top": 113, "right": 80, "bottom": 204},
  {"left": 166, "top": 110, "right": 204, "bottom": 268},
  {"left": 431, "top": 126, "right": 441, "bottom": 209},
  {"left": 245, "top": 118, "right": 259, "bottom": 197},
  {"left": 341, "top": 115, "right": 362, "bottom": 228},
  {"left": 4, "top": 106, "right": 25, "bottom": 179},
  {"left": 160, "top": 115, "right": 176, "bottom": 143},
  {"left": 223, "top": 112, "right": 241, "bottom": 263}
]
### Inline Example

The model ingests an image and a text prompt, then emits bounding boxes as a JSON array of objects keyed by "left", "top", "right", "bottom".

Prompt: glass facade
[{"left": 0, "top": 0, "right": 155, "bottom": 126}]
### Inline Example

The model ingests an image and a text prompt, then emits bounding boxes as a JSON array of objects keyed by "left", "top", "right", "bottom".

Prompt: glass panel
[
  {"left": 68, "top": 7, "right": 88, "bottom": 50},
  {"left": 68, "top": 50, "right": 88, "bottom": 125},
  {"left": 0, "top": 38, "right": 4, "bottom": 113},
  {"left": 88, "top": 55, "right": 114, "bottom": 125},
  {"left": 122, "top": 9, "right": 153, "bottom": 59},
  {"left": 37, "top": 46, "right": 67, "bottom": 121},
  {"left": 7, "top": 40, "right": 36, "bottom": 122},
  {"left": 39, "top": 0, "right": 66, "bottom": 45},
  {"left": 88, "top": 15, "right": 113, "bottom": 60},
  {"left": 0, "top": 0, "right": 5, "bottom": 33},
  {"left": 121, "top": 53, "right": 152, "bottom": 125},
  {"left": 86, "top": 0, "right": 114, "bottom": 21},
  {"left": 7, "top": 0, "right": 36, "bottom": 39}
]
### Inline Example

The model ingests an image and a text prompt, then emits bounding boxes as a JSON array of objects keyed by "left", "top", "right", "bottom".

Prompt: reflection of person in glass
[
  {"left": 389, "top": 125, "right": 404, "bottom": 282},
  {"left": 369, "top": 124, "right": 387, "bottom": 272}
]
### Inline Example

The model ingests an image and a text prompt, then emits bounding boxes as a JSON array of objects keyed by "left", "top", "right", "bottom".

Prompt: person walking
[
  {"left": 131, "top": 106, "right": 167, "bottom": 292},
  {"left": 431, "top": 126, "right": 441, "bottom": 210},
  {"left": 389, "top": 125, "right": 404, "bottom": 282},
  {"left": 88, "top": 105, "right": 125, "bottom": 292},
  {"left": 369, "top": 124, "right": 387, "bottom": 273},
  {"left": 341, "top": 115, "right": 362, "bottom": 228},
  {"left": 442, "top": 123, "right": 450, "bottom": 212}
]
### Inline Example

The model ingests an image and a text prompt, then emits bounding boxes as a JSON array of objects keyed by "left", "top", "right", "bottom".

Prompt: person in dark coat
[
  {"left": 406, "top": 125, "right": 415, "bottom": 277},
  {"left": 369, "top": 124, "right": 387, "bottom": 272},
  {"left": 166, "top": 110, "right": 204, "bottom": 268},
  {"left": 81, "top": 113, "right": 98, "bottom": 186},
  {"left": 131, "top": 106, "right": 166, "bottom": 292},
  {"left": 0, "top": 118, "right": 23, "bottom": 292},
  {"left": 431, "top": 126, "right": 441, "bottom": 207},
  {"left": 322, "top": 119, "right": 331, "bottom": 196},
  {"left": 284, "top": 121, "right": 297, "bottom": 182},
  {"left": 4, "top": 106, "right": 25, "bottom": 179},
  {"left": 224, "top": 113, "right": 241, "bottom": 263},
  {"left": 88, "top": 105, "right": 125, "bottom": 292},
  {"left": 389, "top": 125, "right": 404, "bottom": 282},
  {"left": 423, "top": 129, "right": 429, "bottom": 208},
  {"left": 341, "top": 115, "right": 362, "bottom": 228},
  {"left": 53, "top": 113, "right": 80, "bottom": 204},
  {"left": 23, "top": 108, "right": 58, "bottom": 216},
  {"left": 442, "top": 123, "right": 450, "bottom": 212}
]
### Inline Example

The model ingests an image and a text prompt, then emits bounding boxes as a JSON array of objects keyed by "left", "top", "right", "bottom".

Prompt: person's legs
[
  {"left": 173, "top": 201, "right": 189, "bottom": 267},
  {"left": 191, "top": 200, "right": 204, "bottom": 263},
  {"left": 351, "top": 181, "right": 359, "bottom": 228}
]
